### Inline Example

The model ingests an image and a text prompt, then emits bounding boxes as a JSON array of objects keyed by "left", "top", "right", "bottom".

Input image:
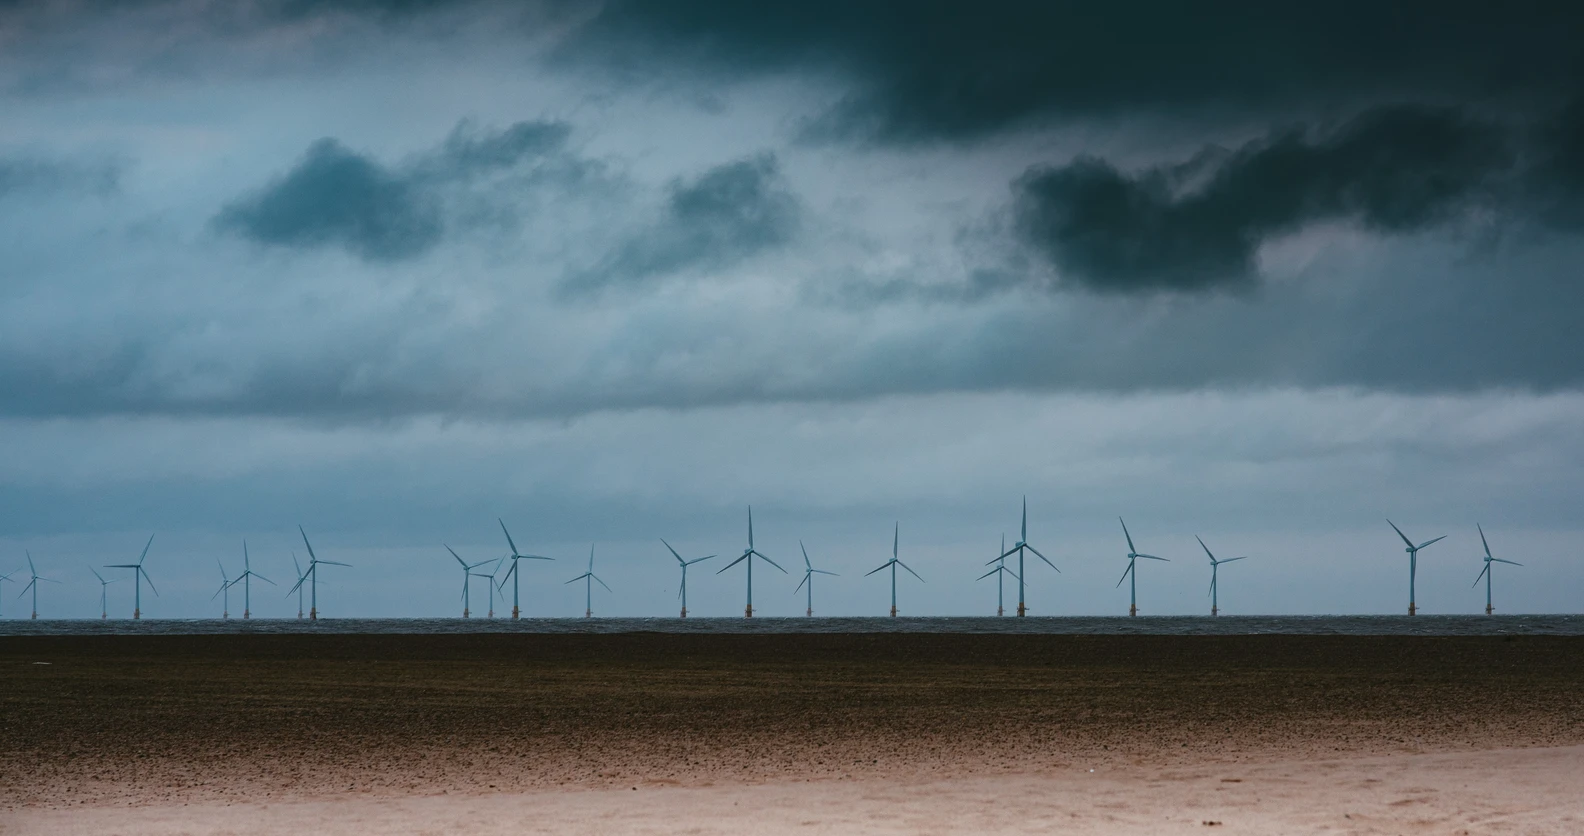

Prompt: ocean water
[{"left": 1, "top": 615, "right": 1581, "bottom": 636}]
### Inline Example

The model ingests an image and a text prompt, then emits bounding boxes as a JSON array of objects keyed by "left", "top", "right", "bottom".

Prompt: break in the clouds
[
  {"left": 567, "top": 152, "right": 800, "bottom": 293},
  {"left": 214, "top": 119, "right": 581, "bottom": 262}
]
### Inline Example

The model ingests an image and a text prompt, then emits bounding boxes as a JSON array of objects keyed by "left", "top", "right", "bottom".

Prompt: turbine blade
[
  {"left": 813, "top": 570, "right": 838, "bottom": 576},
  {"left": 685, "top": 555, "right": 717, "bottom": 566},
  {"left": 299, "top": 525, "right": 318, "bottom": 562},
  {"left": 801, "top": 541, "right": 811, "bottom": 571},
  {"left": 447, "top": 545, "right": 467, "bottom": 568},
  {"left": 1417, "top": 535, "right": 1446, "bottom": 550},
  {"left": 976, "top": 567, "right": 1000, "bottom": 581},
  {"left": 897, "top": 560, "right": 924, "bottom": 582},
  {"left": 1218, "top": 556, "right": 1248, "bottom": 564},
  {"left": 1021, "top": 496, "right": 1027, "bottom": 542},
  {"left": 1026, "top": 544, "right": 1059, "bottom": 572},
  {"left": 499, "top": 518, "right": 520, "bottom": 556},
  {"left": 89, "top": 567, "right": 104, "bottom": 583},
  {"left": 747, "top": 506, "right": 754, "bottom": 550},
  {"left": 1472, "top": 564, "right": 1489, "bottom": 587},
  {"left": 1137, "top": 554, "right": 1168, "bottom": 561},
  {"left": 318, "top": 560, "right": 351, "bottom": 567},
  {"left": 717, "top": 554, "right": 749, "bottom": 574},
  {"left": 1119, "top": 517, "right": 1136, "bottom": 554},
  {"left": 865, "top": 562, "right": 890, "bottom": 577},
  {"left": 1197, "top": 535, "right": 1214, "bottom": 562},
  {"left": 662, "top": 538, "right": 684, "bottom": 564},
  {"left": 988, "top": 547, "right": 1018, "bottom": 564},
  {"left": 1387, "top": 519, "right": 1414, "bottom": 549},
  {"left": 254, "top": 573, "right": 276, "bottom": 586},
  {"left": 1478, "top": 523, "right": 1492, "bottom": 560},
  {"left": 1115, "top": 561, "right": 1133, "bottom": 588},
  {"left": 501, "top": 561, "right": 518, "bottom": 584},
  {"left": 564, "top": 573, "right": 590, "bottom": 585},
  {"left": 593, "top": 575, "right": 612, "bottom": 593},
  {"left": 142, "top": 567, "right": 158, "bottom": 596},
  {"left": 137, "top": 533, "right": 154, "bottom": 566},
  {"left": 752, "top": 551, "right": 787, "bottom": 573},
  {"left": 795, "top": 574, "right": 809, "bottom": 593},
  {"left": 893, "top": 522, "right": 899, "bottom": 559},
  {"left": 1491, "top": 558, "right": 1523, "bottom": 566}
]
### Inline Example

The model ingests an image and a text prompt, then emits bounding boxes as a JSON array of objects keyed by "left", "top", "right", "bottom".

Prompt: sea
[{"left": 1, "top": 615, "right": 1581, "bottom": 636}]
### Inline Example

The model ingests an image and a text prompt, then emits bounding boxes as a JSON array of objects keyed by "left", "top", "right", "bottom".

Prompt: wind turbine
[
  {"left": 446, "top": 545, "right": 495, "bottom": 618},
  {"left": 662, "top": 539, "right": 715, "bottom": 618},
  {"left": 474, "top": 557, "right": 506, "bottom": 618},
  {"left": 290, "top": 551, "right": 304, "bottom": 619},
  {"left": 1196, "top": 536, "right": 1248, "bottom": 617},
  {"left": 230, "top": 540, "right": 274, "bottom": 619},
  {"left": 795, "top": 541, "right": 838, "bottom": 617},
  {"left": 986, "top": 497, "right": 1058, "bottom": 616},
  {"left": 498, "top": 518, "right": 553, "bottom": 619},
  {"left": 211, "top": 560, "right": 232, "bottom": 619},
  {"left": 1387, "top": 519, "right": 1445, "bottom": 616},
  {"left": 565, "top": 544, "right": 611, "bottom": 617},
  {"left": 104, "top": 534, "right": 157, "bottom": 619},
  {"left": 19, "top": 552, "right": 58, "bottom": 619},
  {"left": 88, "top": 566, "right": 120, "bottom": 619},
  {"left": 1116, "top": 518, "right": 1168, "bottom": 616},
  {"left": 977, "top": 534, "right": 1020, "bottom": 616},
  {"left": 0, "top": 567, "right": 19, "bottom": 618},
  {"left": 1473, "top": 524, "right": 1521, "bottom": 615},
  {"left": 290, "top": 526, "right": 350, "bottom": 620},
  {"left": 866, "top": 523, "right": 923, "bottom": 617},
  {"left": 716, "top": 506, "right": 786, "bottom": 617}
]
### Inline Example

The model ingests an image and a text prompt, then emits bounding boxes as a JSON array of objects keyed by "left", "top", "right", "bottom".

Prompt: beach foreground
[{"left": 3, "top": 633, "right": 1583, "bottom": 833}]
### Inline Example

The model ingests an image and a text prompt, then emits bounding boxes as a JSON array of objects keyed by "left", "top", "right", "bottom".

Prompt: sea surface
[{"left": 1, "top": 615, "right": 1581, "bottom": 636}]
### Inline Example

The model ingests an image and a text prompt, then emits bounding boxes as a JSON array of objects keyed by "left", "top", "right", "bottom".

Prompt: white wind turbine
[
  {"left": 565, "top": 544, "right": 611, "bottom": 617},
  {"left": 19, "top": 552, "right": 59, "bottom": 619},
  {"left": 795, "top": 541, "right": 838, "bottom": 617},
  {"left": 1196, "top": 536, "right": 1248, "bottom": 616},
  {"left": 662, "top": 539, "right": 715, "bottom": 618},
  {"left": 1116, "top": 517, "right": 1168, "bottom": 616},
  {"left": 977, "top": 534, "right": 1020, "bottom": 616},
  {"left": 1472, "top": 524, "right": 1521, "bottom": 615},
  {"left": 1387, "top": 519, "right": 1445, "bottom": 616},
  {"left": 289, "top": 526, "right": 351, "bottom": 620},
  {"left": 229, "top": 540, "right": 275, "bottom": 619},
  {"left": 987, "top": 498, "right": 1058, "bottom": 616},
  {"left": 447, "top": 545, "right": 495, "bottom": 618},
  {"left": 716, "top": 507, "right": 786, "bottom": 617},
  {"left": 866, "top": 523, "right": 923, "bottom": 617},
  {"left": 88, "top": 566, "right": 120, "bottom": 620},
  {"left": 104, "top": 534, "right": 157, "bottom": 619},
  {"left": 498, "top": 518, "right": 553, "bottom": 619}
]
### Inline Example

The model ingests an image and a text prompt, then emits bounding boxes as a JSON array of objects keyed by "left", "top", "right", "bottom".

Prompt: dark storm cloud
[
  {"left": 567, "top": 1, "right": 1584, "bottom": 145},
  {"left": 1009, "top": 105, "right": 1516, "bottom": 293},
  {"left": 214, "top": 119, "right": 578, "bottom": 261},
  {"left": 566, "top": 152, "right": 800, "bottom": 292},
  {"left": 0, "top": 156, "right": 119, "bottom": 198}
]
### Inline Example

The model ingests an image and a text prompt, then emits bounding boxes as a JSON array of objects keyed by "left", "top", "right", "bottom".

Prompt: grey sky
[{"left": 0, "top": 1, "right": 1580, "bottom": 618}]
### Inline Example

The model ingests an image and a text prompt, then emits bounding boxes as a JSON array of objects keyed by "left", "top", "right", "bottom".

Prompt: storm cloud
[
  {"left": 214, "top": 119, "right": 579, "bottom": 262},
  {"left": 566, "top": 152, "right": 800, "bottom": 293}
]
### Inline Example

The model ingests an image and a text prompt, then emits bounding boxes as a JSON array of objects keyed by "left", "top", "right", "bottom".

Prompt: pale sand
[{"left": 7, "top": 745, "right": 1582, "bottom": 835}]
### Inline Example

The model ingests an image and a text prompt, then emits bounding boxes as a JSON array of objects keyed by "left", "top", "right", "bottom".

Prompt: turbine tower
[
  {"left": 290, "top": 551, "right": 304, "bottom": 619},
  {"left": 717, "top": 506, "right": 786, "bottom": 617},
  {"left": 1387, "top": 519, "right": 1445, "bottom": 616},
  {"left": 989, "top": 498, "right": 1058, "bottom": 616},
  {"left": 795, "top": 541, "right": 838, "bottom": 617},
  {"left": 663, "top": 539, "right": 715, "bottom": 618},
  {"left": 230, "top": 540, "right": 275, "bottom": 619},
  {"left": 104, "top": 534, "right": 157, "bottom": 619},
  {"left": 1117, "top": 518, "right": 1168, "bottom": 616},
  {"left": 446, "top": 545, "right": 495, "bottom": 618},
  {"left": 212, "top": 560, "right": 232, "bottom": 619},
  {"left": 1473, "top": 524, "right": 1521, "bottom": 615},
  {"left": 473, "top": 557, "right": 505, "bottom": 618},
  {"left": 1196, "top": 536, "right": 1248, "bottom": 617},
  {"left": 88, "top": 566, "right": 120, "bottom": 619},
  {"left": 290, "top": 526, "right": 351, "bottom": 620},
  {"left": 19, "top": 552, "right": 58, "bottom": 619},
  {"left": 565, "top": 544, "right": 611, "bottom": 617},
  {"left": 498, "top": 519, "right": 553, "bottom": 619},
  {"left": 977, "top": 534, "right": 1020, "bottom": 616},
  {"left": 866, "top": 523, "right": 923, "bottom": 617}
]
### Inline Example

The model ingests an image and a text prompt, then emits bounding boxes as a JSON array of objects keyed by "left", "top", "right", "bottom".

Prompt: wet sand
[{"left": 3, "top": 633, "right": 1583, "bottom": 832}]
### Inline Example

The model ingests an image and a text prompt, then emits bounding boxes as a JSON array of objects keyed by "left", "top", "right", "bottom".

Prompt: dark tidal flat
[{"left": 3, "top": 632, "right": 1583, "bottom": 809}]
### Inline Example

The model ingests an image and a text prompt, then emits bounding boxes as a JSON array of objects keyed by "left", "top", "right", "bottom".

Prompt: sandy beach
[{"left": 3, "top": 632, "right": 1582, "bottom": 833}]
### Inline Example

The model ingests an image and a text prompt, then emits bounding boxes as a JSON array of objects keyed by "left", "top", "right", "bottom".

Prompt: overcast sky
[{"left": 2, "top": 1, "right": 1581, "bottom": 619}]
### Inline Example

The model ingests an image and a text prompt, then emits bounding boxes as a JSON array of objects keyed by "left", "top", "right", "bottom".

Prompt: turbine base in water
[
  {"left": 1211, "top": 606, "right": 1218, "bottom": 617},
  {"left": 890, "top": 606, "right": 897, "bottom": 617},
  {"left": 680, "top": 607, "right": 688, "bottom": 618},
  {"left": 745, "top": 604, "right": 753, "bottom": 618},
  {"left": 462, "top": 608, "right": 469, "bottom": 618},
  {"left": 243, "top": 609, "right": 249, "bottom": 619},
  {"left": 1487, "top": 604, "right": 1494, "bottom": 615},
  {"left": 806, "top": 608, "right": 812, "bottom": 617},
  {"left": 1129, "top": 604, "right": 1137, "bottom": 617},
  {"left": 1408, "top": 603, "right": 1416, "bottom": 616},
  {"left": 512, "top": 606, "right": 519, "bottom": 619},
  {"left": 585, "top": 609, "right": 592, "bottom": 618},
  {"left": 134, "top": 608, "right": 140, "bottom": 619},
  {"left": 997, "top": 605, "right": 1003, "bottom": 617},
  {"left": 309, "top": 607, "right": 317, "bottom": 620},
  {"left": 1016, "top": 602, "right": 1026, "bottom": 617}
]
